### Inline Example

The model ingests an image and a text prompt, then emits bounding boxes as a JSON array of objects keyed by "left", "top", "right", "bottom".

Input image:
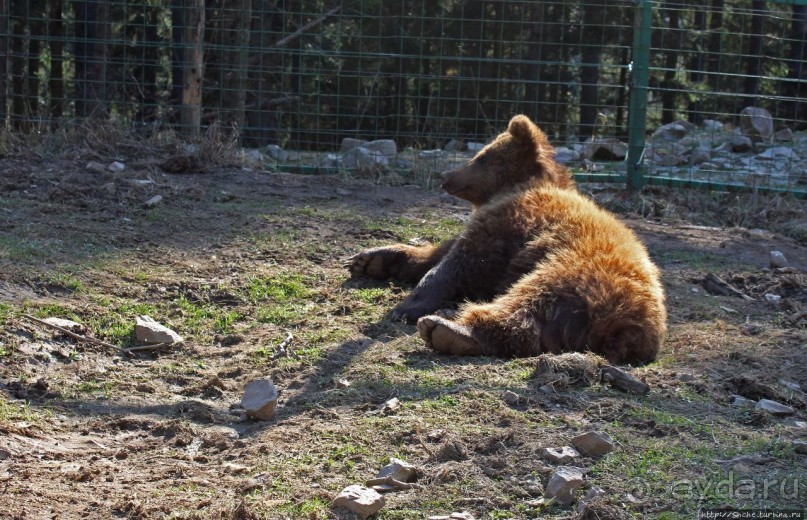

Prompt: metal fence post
[{"left": 626, "top": 0, "right": 652, "bottom": 190}]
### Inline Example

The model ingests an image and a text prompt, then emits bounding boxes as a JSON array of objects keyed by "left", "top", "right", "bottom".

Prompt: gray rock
[
  {"left": 774, "top": 128, "right": 793, "bottom": 142},
  {"left": 730, "top": 134, "right": 753, "bottom": 153},
  {"left": 341, "top": 138, "right": 369, "bottom": 152},
  {"left": 135, "top": 315, "right": 182, "bottom": 344},
  {"left": 677, "top": 373, "right": 696, "bottom": 383},
  {"left": 344, "top": 147, "right": 389, "bottom": 171},
  {"left": 757, "top": 147, "right": 799, "bottom": 160},
  {"left": 332, "top": 485, "right": 385, "bottom": 519},
  {"left": 444, "top": 139, "right": 465, "bottom": 152},
  {"left": 244, "top": 149, "right": 263, "bottom": 162},
  {"left": 740, "top": 107, "right": 774, "bottom": 141},
  {"left": 755, "top": 399, "right": 795, "bottom": 416},
  {"left": 419, "top": 149, "right": 444, "bottom": 159},
  {"left": 770, "top": 250, "right": 789, "bottom": 268},
  {"left": 107, "top": 161, "right": 125, "bottom": 172},
  {"left": 501, "top": 390, "right": 520, "bottom": 406},
  {"left": 143, "top": 195, "right": 163, "bottom": 208},
  {"left": 764, "top": 293, "right": 782, "bottom": 305},
  {"left": 43, "top": 317, "right": 87, "bottom": 334},
  {"left": 577, "top": 486, "right": 607, "bottom": 512},
  {"left": 467, "top": 142, "right": 485, "bottom": 152},
  {"left": 730, "top": 395, "right": 756, "bottom": 408},
  {"left": 380, "top": 397, "right": 401, "bottom": 414},
  {"left": 582, "top": 138, "right": 628, "bottom": 161},
  {"left": 690, "top": 148, "right": 711, "bottom": 165},
  {"left": 365, "top": 139, "right": 398, "bottom": 159},
  {"left": 703, "top": 119, "right": 724, "bottom": 131},
  {"left": 553, "top": 147, "right": 578, "bottom": 164},
  {"left": 653, "top": 122, "right": 690, "bottom": 141},
  {"left": 322, "top": 153, "right": 342, "bottom": 169},
  {"left": 376, "top": 458, "right": 418, "bottom": 483},
  {"left": 779, "top": 379, "right": 801, "bottom": 392},
  {"left": 540, "top": 446, "right": 580, "bottom": 464},
  {"left": 571, "top": 431, "right": 615, "bottom": 457},
  {"left": 86, "top": 161, "right": 107, "bottom": 174},
  {"left": 544, "top": 466, "right": 585, "bottom": 505},
  {"left": 428, "top": 513, "right": 475, "bottom": 520},
  {"left": 793, "top": 440, "right": 807, "bottom": 454},
  {"left": 265, "top": 144, "right": 290, "bottom": 162},
  {"left": 241, "top": 379, "right": 278, "bottom": 421}
]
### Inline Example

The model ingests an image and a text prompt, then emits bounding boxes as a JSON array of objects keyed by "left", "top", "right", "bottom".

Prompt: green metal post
[{"left": 626, "top": 0, "right": 652, "bottom": 190}]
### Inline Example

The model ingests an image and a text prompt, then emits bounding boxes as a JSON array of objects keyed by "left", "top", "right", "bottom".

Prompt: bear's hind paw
[{"left": 417, "top": 315, "right": 483, "bottom": 356}]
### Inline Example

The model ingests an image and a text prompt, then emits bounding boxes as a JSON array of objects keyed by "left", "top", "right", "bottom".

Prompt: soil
[{"left": 0, "top": 152, "right": 806, "bottom": 519}]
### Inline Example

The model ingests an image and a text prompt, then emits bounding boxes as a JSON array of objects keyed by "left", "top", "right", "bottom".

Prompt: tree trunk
[
  {"left": 0, "top": 0, "right": 8, "bottom": 127},
  {"left": 73, "top": 1, "right": 108, "bottom": 118},
  {"left": 705, "top": 0, "right": 724, "bottom": 94},
  {"left": 579, "top": 2, "right": 604, "bottom": 140},
  {"left": 687, "top": 3, "right": 707, "bottom": 124},
  {"left": 181, "top": 0, "right": 204, "bottom": 136},
  {"left": 786, "top": 5, "right": 806, "bottom": 124},
  {"left": 743, "top": 0, "right": 764, "bottom": 98},
  {"left": 10, "top": 0, "right": 28, "bottom": 128},
  {"left": 48, "top": 0, "right": 64, "bottom": 121},
  {"left": 660, "top": 2, "right": 680, "bottom": 125}
]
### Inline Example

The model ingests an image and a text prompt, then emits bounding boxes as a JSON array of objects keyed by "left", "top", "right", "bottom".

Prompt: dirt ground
[{"left": 0, "top": 146, "right": 806, "bottom": 519}]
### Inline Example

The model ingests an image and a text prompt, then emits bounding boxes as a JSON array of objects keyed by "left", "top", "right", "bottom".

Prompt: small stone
[
  {"left": 241, "top": 379, "right": 278, "bottom": 421},
  {"left": 419, "top": 149, "right": 444, "bottom": 159},
  {"left": 107, "top": 161, "right": 125, "bottom": 172},
  {"left": 793, "top": 440, "right": 807, "bottom": 454},
  {"left": 341, "top": 138, "right": 369, "bottom": 152},
  {"left": 428, "top": 512, "right": 475, "bottom": 520},
  {"left": 539, "top": 383, "right": 555, "bottom": 394},
  {"left": 770, "top": 251, "right": 789, "bottom": 268},
  {"left": 779, "top": 380, "right": 801, "bottom": 392},
  {"left": 43, "top": 317, "right": 87, "bottom": 334},
  {"left": 703, "top": 119, "right": 724, "bottom": 131},
  {"left": 376, "top": 458, "right": 418, "bottom": 483},
  {"left": 244, "top": 149, "right": 263, "bottom": 162},
  {"left": 135, "top": 315, "right": 182, "bottom": 344},
  {"left": 774, "top": 128, "right": 793, "bottom": 142},
  {"left": 332, "top": 485, "right": 385, "bottom": 519},
  {"left": 571, "top": 431, "right": 615, "bottom": 457},
  {"left": 143, "top": 195, "right": 163, "bottom": 208},
  {"left": 553, "top": 147, "right": 578, "bottom": 164},
  {"left": 501, "top": 390, "right": 520, "bottom": 406},
  {"left": 541, "top": 446, "right": 580, "bottom": 464},
  {"left": 467, "top": 142, "right": 485, "bottom": 152},
  {"left": 265, "top": 144, "right": 290, "bottom": 162},
  {"left": 755, "top": 399, "right": 795, "bottom": 417},
  {"left": 336, "top": 378, "right": 351, "bottom": 388},
  {"left": 131, "top": 179, "right": 154, "bottom": 186},
  {"left": 365, "top": 139, "right": 397, "bottom": 159},
  {"left": 582, "top": 138, "right": 628, "bottom": 161},
  {"left": 677, "top": 373, "right": 696, "bottom": 383},
  {"left": 544, "top": 466, "right": 585, "bottom": 505},
  {"left": 757, "top": 147, "right": 799, "bottom": 160},
  {"left": 764, "top": 293, "right": 782, "bottom": 305},
  {"left": 730, "top": 134, "right": 753, "bottom": 153},
  {"left": 730, "top": 395, "right": 756, "bottom": 408},
  {"left": 380, "top": 397, "right": 401, "bottom": 414},
  {"left": 86, "top": 161, "right": 107, "bottom": 174},
  {"left": 652, "top": 121, "right": 690, "bottom": 141},
  {"left": 577, "top": 486, "right": 607, "bottom": 512},
  {"left": 101, "top": 182, "right": 116, "bottom": 195}
]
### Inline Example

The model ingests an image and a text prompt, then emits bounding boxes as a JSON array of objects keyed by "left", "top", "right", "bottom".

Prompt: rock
[
  {"left": 444, "top": 139, "right": 465, "bottom": 152},
  {"left": 739, "top": 107, "right": 774, "bottom": 141},
  {"left": 380, "top": 397, "right": 401, "bottom": 414},
  {"left": 101, "top": 182, "right": 116, "bottom": 195},
  {"left": 794, "top": 440, "right": 807, "bottom": 454},
  {"left": 332, "top": 485, "right": 385, "bottom": 519},
  {"left": 241, "top": 379, "right": 278, "bottom": 421},
  {"left": 322, "top": 153, "right": 342, "bottom": 169},
  {"left": 755, "top": 399, "right": 795, "bottom": 417},
  {"left": 43, "top": 317, "right": 87, "bottom": 334},
  {"left": 703, "top": 119, "right": 724, "bottom": 131},
  {"left": 244, "top": 149, "right": 263, "bottom": 162},
  {"left": 135, "top": 315, "right": 182, "bottom": 344},
  {"left": 265, "top": 144, "right": 290, "bottom": 162},
  {"left": 764, "top": 293, "right": 782, "bottom": 305},
  {"left": 132, "top": 179, "right": 154, "bottom": 186},
  {"left": 730, "top": 395, "right": 756, "bottom": 408},
  {"left": 577, "top": 486, "right": 607, "bottom": 512},
  {"left": 553, "top": 147, "right": 578, "bottom": 164},
  {"left": 582, "top": 138, "right": 627, "bottom": 161},
  {"left": 336, "top": 378, "right": 351, "bottom": 388},
  {"left": 677, "top": 373, "right": 696, "bottom": 383},
  {"left": 540, "top": 446, "right": 580, "bottom": 464},
  {"left": 770, "top": 251, "right": 789, "bottom": 268},
  {"left": 143, "top": 195, "right": 163, "bottom": 208},
  {"left": 376, "top": 458, "right": 418, "bottom": 484},
  {"left": 365, "top": 139, "right": 398, "bottom": 159},
  {"left": 690, "top": 148, "right": 711, "bottom": 165},
  {"left": 467, "top": 142, "right": 485, "bottom": 152},
  {"left": 344, "top": 147, "right": 389, "bottom": 172},
  {"left": 544, "top": 466, "right": 585, "bottom": 505},
  {"left": 501, "top": 390, "right": 520, "bottom": 406},
  {"left": 779, "top": 379, "right": 801, "bottom": 392},
  {"left": 757, "top": 147, "right": 799, "bottom": 160},
  {"left": 571, "top": 431, "right": 615, "bottom": 457},
  {"left": 774, "top": 128, "right": 793, "bottom": 142},
  {"left": 107, "top": 161, "right": 125, "bottom": 172},
  {"left": 730, "top": 134, "right": 753, "bottom": 153},
  {"left": 419, "top": 149, "right": 444, "bottom": 159},
  {"left": 652, "top": 121, "right": 690, "bottom": 141},
  {"left": 428, "top": 512, "right": 475, "bottom": 520},
  {"left": 341, "top": 138, "right": 368, "bottom": 152},
  {"left": 86, "top": 161, "right": 107, "bottom": 174}
]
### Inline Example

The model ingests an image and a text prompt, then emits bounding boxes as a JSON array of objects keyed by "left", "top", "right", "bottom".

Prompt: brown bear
[{"left": 347, "top": 115, "right": 666, "bottom": 364}]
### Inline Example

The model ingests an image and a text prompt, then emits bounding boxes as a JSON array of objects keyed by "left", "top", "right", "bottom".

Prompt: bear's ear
[{"left": 507, "top": 115, "right": 542, "bottom": 149}]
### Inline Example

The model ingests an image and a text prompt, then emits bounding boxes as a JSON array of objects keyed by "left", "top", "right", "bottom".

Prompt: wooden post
[{"left": 181, "top": 0, "right": 204, "bottom": 136}]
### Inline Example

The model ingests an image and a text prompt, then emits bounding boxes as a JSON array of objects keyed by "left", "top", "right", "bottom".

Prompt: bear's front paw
[
  {"left": 390, "top": 301, "right": 431, "bottom": 323},
  {"left": 345, "top": 247, "right": 401, "bottom": 280},
  {"left": 417, "top": 315, "right": 483, "bottom": 356}
]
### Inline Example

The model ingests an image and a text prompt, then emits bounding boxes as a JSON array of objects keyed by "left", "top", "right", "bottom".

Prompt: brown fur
[{"left": 349, "top": 115, "right": 666, "bottom": 364}]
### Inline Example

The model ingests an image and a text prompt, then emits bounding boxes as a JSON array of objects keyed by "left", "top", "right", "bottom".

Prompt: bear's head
[{"left": 440, "top": 115, "right": 574, "bottom": 207}]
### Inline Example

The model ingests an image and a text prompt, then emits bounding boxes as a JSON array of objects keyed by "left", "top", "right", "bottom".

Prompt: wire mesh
[{"left": 0, "top": 1, "right": 805, "bottom": 195}]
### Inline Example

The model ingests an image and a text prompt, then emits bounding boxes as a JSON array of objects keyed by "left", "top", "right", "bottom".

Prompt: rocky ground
[{"left": 0, "top": 137, "right": 806, "bottom": 519}]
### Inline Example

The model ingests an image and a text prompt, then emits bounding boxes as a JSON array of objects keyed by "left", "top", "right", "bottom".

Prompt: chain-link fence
[{"left": 1, "top": 1, "right": 805, "bottom": 196}]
